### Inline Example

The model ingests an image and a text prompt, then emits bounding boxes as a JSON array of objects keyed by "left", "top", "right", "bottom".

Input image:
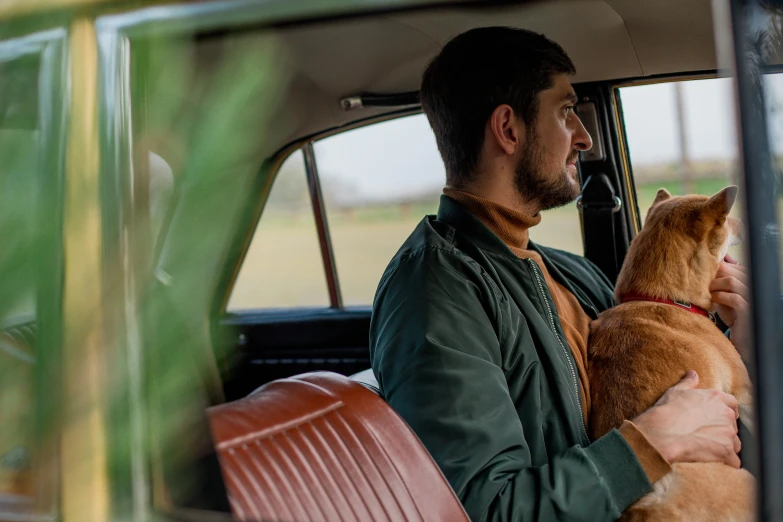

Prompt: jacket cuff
[
  {"left": 584, "top": 428, "right": 654, "bottom": 512},
  {"left": 618, "top": 420, "right": 673, "bottom": 484}
]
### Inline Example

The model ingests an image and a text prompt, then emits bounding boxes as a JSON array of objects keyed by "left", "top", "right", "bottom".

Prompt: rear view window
[
  {"left": 314, "top": 115, "right": 443, "bottom": 306},
  {"left": 315, "top": 114, "right": 585, "bottom": 306},
  {"left": 227, "top": 150, "right": 330, "bottom": 310}
]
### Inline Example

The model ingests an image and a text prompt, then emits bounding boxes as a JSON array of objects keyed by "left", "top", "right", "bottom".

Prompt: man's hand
[
  {"left": 632, "top": 370, "right": 741, "bottom": 468},
  {"left": 710, "top": 254, "right": 751, "bottom": 358}
]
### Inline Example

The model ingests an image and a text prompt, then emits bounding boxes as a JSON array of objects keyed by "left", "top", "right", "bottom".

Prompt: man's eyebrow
[{"left": 562, "top": 93, "right": 578, "bottom": 104}]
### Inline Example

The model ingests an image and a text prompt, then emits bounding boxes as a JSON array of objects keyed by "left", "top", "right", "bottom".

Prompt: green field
[
  {"left": 228, "top": 200, "right": 585, "bottom": 309},
  {"left": 228, "top": 177, "right": 776, "bottom": 310}
]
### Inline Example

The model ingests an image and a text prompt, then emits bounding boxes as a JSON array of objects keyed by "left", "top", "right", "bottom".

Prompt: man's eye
[{"left": 564, "top": 105, "right": 575, "bottom": 116}]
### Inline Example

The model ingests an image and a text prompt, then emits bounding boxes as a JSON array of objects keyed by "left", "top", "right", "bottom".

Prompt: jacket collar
[
  {"left": 442, "top": 188, "right": 541, "bottom": 250},
  {"left": 436, "top": 194, "right": 522, "bottom": 258},
  {"left": 437, "top": 194, "right": 602, "bottom": 318},
  {"left": 437, "top": 194, "right": 552, "bottom": 260}
]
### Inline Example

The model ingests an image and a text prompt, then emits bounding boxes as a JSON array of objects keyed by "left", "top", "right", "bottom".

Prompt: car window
[
  {"left": 618, "top": 78, "right": 745, "bottom": 261},
  {"left": 313, "top": 114, "right": 442, "bottom": 307},
  {"left": 313, "top": 113, "right": 584, "bottom": 307},
  {"left": 528, "top": 201, "right": 583, "bottom": 256},
  {"left": 229, "top": 112, "right": 586, "bottom": 311},
  {"left": 227, "top": 150, "right": 330, "bottom": 310}
]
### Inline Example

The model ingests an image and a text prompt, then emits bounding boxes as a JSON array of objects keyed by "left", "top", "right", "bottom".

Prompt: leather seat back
[{"left": 206, "top": 371, "right": 469, "bottom": 522}]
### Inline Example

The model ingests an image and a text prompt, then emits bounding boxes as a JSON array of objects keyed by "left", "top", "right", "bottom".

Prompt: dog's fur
[{"left": 588, "top": 186, "right": 754, "bottom": 521}]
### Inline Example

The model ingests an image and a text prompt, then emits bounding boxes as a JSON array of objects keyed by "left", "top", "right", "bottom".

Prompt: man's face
[{"left": 515, "top": 74, "right": 592, "bottom": 211}]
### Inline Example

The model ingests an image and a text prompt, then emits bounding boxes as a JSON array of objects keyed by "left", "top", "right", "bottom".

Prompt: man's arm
[{"left": 370, "top": 248, "right": 652, "bottom": 522}]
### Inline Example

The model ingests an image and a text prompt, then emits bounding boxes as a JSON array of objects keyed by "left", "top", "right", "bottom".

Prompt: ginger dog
[{"left": 588, "top": 186, "right": 754, "bottom": 521}]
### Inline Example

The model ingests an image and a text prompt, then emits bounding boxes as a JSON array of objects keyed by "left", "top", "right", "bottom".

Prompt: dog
[{"left": 588, "top": 186, "right": 754, "bottom": 521}]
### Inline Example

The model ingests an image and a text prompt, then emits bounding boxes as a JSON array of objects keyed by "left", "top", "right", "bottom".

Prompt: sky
[{"left": 311, "top": 75, "right": 783, "bottom": 205}]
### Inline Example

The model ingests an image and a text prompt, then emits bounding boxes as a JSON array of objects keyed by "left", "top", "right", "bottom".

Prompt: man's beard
[{"left": 514, "top": 130, "right": 581, "bottom": 212}]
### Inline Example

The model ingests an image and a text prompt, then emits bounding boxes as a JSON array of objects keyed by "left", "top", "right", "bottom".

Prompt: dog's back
[
  {"left": 589, "top": 302, "right": 747, "bottom": 439},
  {"left": 588, "top": 187, "right": 754, "bottom": 521}
]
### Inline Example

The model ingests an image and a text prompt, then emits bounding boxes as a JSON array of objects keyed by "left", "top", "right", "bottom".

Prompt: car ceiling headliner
[{"left": 183, "top": 0, "right": 716, "bottom": 166}]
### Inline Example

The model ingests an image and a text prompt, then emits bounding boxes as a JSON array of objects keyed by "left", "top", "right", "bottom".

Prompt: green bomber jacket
[{"left": 369, "top": 195, "right": 654, "bottom": 522}]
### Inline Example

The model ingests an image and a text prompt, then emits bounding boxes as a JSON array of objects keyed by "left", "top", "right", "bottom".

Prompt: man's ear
[
  {"left": 651, "top": 188, "right": 672, "bottom": 207},
  {"left": 705, "top": 185, "right": 738, "bottom": 218},
  {"left": 488, "top": 104, "right": 522, "bottom": 156}
]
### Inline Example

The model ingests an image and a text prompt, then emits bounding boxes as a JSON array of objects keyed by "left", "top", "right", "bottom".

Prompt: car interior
[
  {"left": 214, "top": 0, "right": 723, "bottom": 405},
  {"left": 2, "top": 0, "right": 781, "bottom": 520},
  {"left": 182, "top": 0, "right": 735, "bottom": 516}
]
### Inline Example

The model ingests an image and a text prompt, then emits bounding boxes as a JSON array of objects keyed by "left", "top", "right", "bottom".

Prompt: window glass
[
  {"left": 314, "top": 113, "right": 584, "bottom": 306},
  {"left": 619, "top": 78, "right": 744, "bottom": 262},
  {"left": 227, "top": 150, "right": 329, "bottom": 310},
  {"left": 314, "top": 115, "right": 442, "bottom": 306},
  {"left": 528, "top": 205, "right": 583, "bottom": 256}
]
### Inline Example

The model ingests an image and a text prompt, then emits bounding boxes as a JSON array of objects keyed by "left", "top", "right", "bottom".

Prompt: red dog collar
[{"left": 620, "top": 294, "right": 716, "bottom": 323}]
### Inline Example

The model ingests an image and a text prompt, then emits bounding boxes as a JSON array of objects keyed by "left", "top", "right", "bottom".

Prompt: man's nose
[{"left": 573, "top": 116, "right": 593, "bottom": 151}]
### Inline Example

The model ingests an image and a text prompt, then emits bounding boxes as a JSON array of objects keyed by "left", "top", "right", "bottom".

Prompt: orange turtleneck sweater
[{"left": 444, "top": 188, "right": 671, "bottom": 484}]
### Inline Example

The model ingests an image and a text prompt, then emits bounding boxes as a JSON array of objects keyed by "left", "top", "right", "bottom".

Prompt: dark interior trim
[{"left": 572, "top": 82, "right": 632, "bottom": 282}]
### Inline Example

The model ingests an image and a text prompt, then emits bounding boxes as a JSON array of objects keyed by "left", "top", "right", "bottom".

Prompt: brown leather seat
[{"left": 206, "top": 371, "right": 469, "bottom": 522}]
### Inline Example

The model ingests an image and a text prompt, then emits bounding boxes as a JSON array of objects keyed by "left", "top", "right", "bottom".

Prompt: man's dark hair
[{"left": 420, "top": 27, "right": 575, "bottom": 186}]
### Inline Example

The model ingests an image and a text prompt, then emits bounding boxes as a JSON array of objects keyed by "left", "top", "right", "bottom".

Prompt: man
[{"left": 369, "top": 27, "right": 749, "bottom": 521}]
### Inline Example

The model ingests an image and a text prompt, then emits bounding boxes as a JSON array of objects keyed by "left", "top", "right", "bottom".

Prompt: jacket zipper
[{"left": 526, "top": 258, "right": 590, "bottom": 443}]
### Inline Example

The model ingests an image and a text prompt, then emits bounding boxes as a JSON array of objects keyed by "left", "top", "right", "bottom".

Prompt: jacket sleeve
[{"left": 370, "top": 248, "right": 653, "bottom": 522}]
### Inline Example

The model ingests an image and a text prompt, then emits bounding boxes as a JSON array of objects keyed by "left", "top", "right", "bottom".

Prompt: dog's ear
[
  {"left": 705, "top": 185, "right": 738, "bottom": 218},
  {"left": 644, "top": 188, "right": 673, "bottom": 222},
  {"left": 652, "top": 188, "right": 672, "bottom": 207}
]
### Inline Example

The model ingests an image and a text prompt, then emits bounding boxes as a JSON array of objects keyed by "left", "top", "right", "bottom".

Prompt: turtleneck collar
[{"left": 443, "top": 188, "right": 541, "bottom": 250}]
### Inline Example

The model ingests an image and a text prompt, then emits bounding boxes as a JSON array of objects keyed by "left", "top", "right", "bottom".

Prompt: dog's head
[
  {"left": 645, "top": 186, "right": 743, "bottom": 260},
  {"left": 615, "top": 186, "right": 743, "bottom": 309}
]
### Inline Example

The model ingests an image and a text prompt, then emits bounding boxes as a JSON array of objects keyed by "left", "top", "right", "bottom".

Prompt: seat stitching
[
  {"left": 347, "top": 412, "right": 426, "bottom": 522},
  {"left": 323, "top": 413, "right": 389, "bottom": 522},
  {"left": 215, "top": 400, "right": 342, "bottom": 450},
  {"left": 268, "top": 435, "right": 326, "bottom": 521},
  {"left": 307, "top": 417, "right": 374, "bottom": 522},
  {"left": 332, "top": 410, "right": 411, "bottom": 521},
  {"left": 252, "top": 439, "right": 310, "bottom": 521},
  {"left": 235, "top": 442, "right": 294, "bottom": 520},
  {"left": 282, "top": 430, "right": 342, "bottom": 520},
  {"left": 222, "top": 449, "right": 263, "bottom": 521}
]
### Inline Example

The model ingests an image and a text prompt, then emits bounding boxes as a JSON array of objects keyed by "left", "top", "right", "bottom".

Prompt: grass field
[
  {"left": 228, "top": 177, "right": 776, "bottom": 310},
  {"left": 228, "top": 201, "right": 585, "bottom": 309}
]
